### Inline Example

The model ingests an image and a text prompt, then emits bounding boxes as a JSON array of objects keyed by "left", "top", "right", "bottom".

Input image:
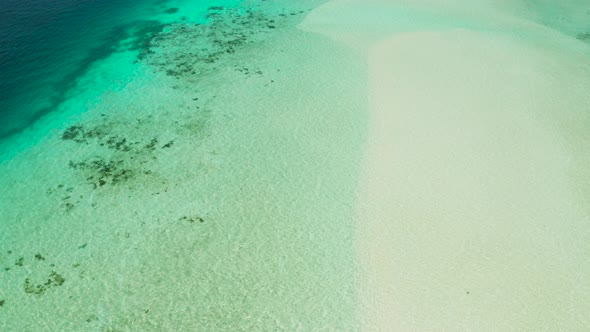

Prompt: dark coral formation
[
  {"left": 15, "top": 257, "right": 24, "bottom": 267},
  {"left": 61, "top": 124, "right": 110, "bottom": 143},
  {"left": 577, "top": 32, "right": 590, "bottom": 41},
  {"left": 178, "top": 215, "right": 205, "bottom": 223},
  {"left": 45, "top": 184, "right": 81, "bottom": 212},
  {"left": 57, "top": 5, "right": 310, "bottom": 197},
  {"left": 234, "top": 66, "right": 264, "bottom": 77},
  {"left": 69, "top": 158, "right": 134, "bottom": 188},
  {"left": 138, "top": 6, "right": 307, "bottom": 80},
  {"left": 60, "top": 119, "right": 175, "bottom": 192},
  {"left": 104, "top": 136, "right": 133, "bottom": 152},
  {"left": 144, "top": 137, "right": 159, "bottom": 151},
  {"left": 24, "top": 271, "right": 66, "bottom": 295},
  {"left": 56, "top": 109, "right": 208, "bottom": 215},
  {"left": 125, "top": 21, "right": 171, "bottom": 61},
  {"left": 162, "top": 140, "right": 174, "bottom": 148},
  {"left": 2, "top": 3, "right": 316, "bottom": 323},
  {"left": 3, "top": 250, "right": 70, "bottom": 298},
  {"left": 62, "top": 123, "right": 135, "bottom": 152}
]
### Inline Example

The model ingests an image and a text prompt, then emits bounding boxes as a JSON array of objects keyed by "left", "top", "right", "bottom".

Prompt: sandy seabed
[
  {"left": 0, "top": 1, "right": 365, "bottom": 329},
  {"left": 1, "top": 0, "right": 590, "bottom": 330},
  {"left": 302, "top": 0, "right": 590, "bottom": 330}
]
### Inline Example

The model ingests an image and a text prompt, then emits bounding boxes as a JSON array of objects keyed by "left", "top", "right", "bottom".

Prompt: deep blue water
[{"left": 0, "top": 0, "right": 169, "bottom": 141}]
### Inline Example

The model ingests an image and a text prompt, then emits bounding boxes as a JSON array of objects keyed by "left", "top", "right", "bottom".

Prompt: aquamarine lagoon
[{"left": 1, "top": 0, "right": 590, "bottom": 330}]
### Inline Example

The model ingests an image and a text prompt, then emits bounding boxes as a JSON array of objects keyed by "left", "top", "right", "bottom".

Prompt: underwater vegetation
[
  {"left": 60, "top": 118, "right": 172, "bottom": 191},
  {"left": 1, "top": 215, "right": 206, "bottom": 316},
  {"left": 164, "top": 7, "right": 179, "bottom": 14},
  {"left": 52, "top": 4, "right": 310, "bottom": 212},
  {"left": 1, "top": 2, "right": 309, "bottom": 326},
  {"left": 139, "top": 6, "right": 307, "bottom": 80},
  {"left": 0, "top": 250, "right": 68, "bottom": 302},
  {"left": 125, "top": 20, "right": 171, "bottom": 61},
  {"left": 24, "top": 271, "right": 65, "bottom": 295}
]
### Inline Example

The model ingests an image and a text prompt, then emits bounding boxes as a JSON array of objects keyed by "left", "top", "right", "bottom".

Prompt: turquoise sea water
[
  {"left": 1, "top": 0, "right": 589, "bottom": 329},
  {"left": 0, "top": 0, "right": 241, "bottom": 155},
  {"left": 1, "top": 0, "right": 365, "bottom": 329},
  {"left": 0, "top": 0, "right": 156, "bottom": 140},
  {"left": 2, "top": 0, "right": 588, "bottom": 151}
]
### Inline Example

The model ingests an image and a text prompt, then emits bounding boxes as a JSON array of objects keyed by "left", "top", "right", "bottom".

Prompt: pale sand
[{"left": 302, "top": 1, "right": 590, "bottom": 330}]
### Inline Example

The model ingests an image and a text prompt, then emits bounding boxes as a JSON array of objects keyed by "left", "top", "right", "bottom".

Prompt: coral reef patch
[
  {"left": 139, "top": 6, "right": 307, "bottom": 80},
  {"left": 24, "top": 271, "right": 65, "bottom": 296}
]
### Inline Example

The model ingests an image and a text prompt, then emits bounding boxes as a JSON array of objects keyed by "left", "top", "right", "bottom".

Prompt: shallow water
[
  {"left": 1, "top": 0, "right": 589, "bottom": 330},
  {"left": 0, "top": 0, "right": 366, "bottom": 329},
  {"left": 301, "top": 0, "right": 590, "bottom": 330}
]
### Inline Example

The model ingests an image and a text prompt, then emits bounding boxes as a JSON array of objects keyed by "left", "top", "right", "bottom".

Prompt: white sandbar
[{"left": 302, "top": 0, "right": 590, "bottom": 329}]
